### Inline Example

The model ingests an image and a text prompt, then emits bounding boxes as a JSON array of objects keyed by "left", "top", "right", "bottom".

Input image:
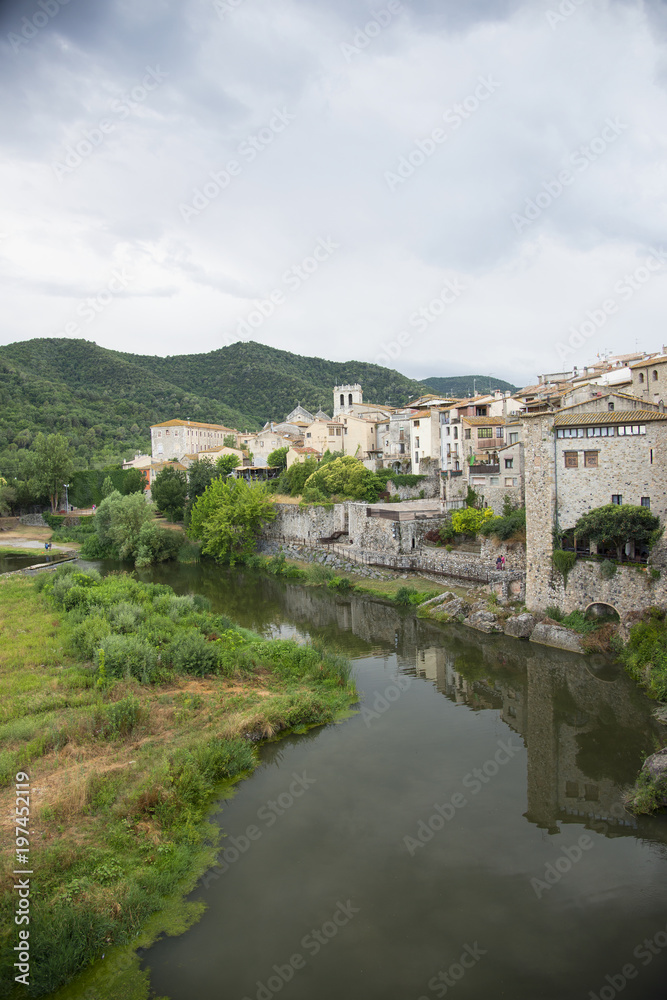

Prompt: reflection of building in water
[{"left": 411, "top": 626, "right": 663, "bottom": 837}]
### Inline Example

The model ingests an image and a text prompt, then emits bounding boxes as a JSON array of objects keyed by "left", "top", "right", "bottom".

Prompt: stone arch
[{"left": 584, "top": 601, "right": 620, "bottom": 621}]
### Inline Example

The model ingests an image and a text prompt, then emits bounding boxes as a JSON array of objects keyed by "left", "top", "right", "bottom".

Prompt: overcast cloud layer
[{"left": 1, "top": 0, "right": 667, "bottom": 384}]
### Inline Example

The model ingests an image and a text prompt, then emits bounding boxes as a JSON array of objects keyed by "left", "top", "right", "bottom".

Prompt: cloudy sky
[{"left": 1, "top": 0, "right": 667, "bottom": 384}]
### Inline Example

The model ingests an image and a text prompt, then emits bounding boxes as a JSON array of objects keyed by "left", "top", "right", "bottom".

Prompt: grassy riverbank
[{"left": 0, "top": 569, "right": 355, "bottom": 999}]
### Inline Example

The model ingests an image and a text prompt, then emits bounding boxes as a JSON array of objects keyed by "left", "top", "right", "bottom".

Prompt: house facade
[{"left": 151, "top": 420, "right": 237, "bottom": 462}]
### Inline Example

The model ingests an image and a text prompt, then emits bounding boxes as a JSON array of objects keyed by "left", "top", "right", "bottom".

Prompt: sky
[{"left": 1, "top": 0, "right": 667, "bottom": 385}]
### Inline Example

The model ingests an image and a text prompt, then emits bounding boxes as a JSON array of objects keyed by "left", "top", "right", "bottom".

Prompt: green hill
[
  {"left": 420, "top": 375, "right": 519, "bottom": 397},
  {"left": 0, "top": 339, "right": 426, "bottom": 473}
]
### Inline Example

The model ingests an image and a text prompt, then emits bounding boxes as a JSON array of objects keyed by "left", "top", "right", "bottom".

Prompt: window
[
  {"left": 653, "top": 370, "right": 658, "bottom": 381},
  {"left": 414, "top": 452, "right": 419, "bottom": 466},
  {"left": 505, "top": 477, "right": 518, "bottom": 487},
  {"left": 495, "top": 427, "right": 504, "bottom": 438},
  {"left": 399, "top": 444, "right": 405, "bottom": 454},
  {"left": 617, "top": 425, "right": 646, "bottom": 435},
  {"left": 556, "top": 428, "right": 585, "bottom": 438},
  {"left": 504, "top": 458, "right": 514, "bottom": 469},
  {"left": 306, "top": 432, "right": 311, "bottom": 438},
  {"left": 509, "top": 432, "right": 519, "bottom": 444},
  {"left": 340, "top": 394, "right": 344, "bottom": 406},
  {"left": 586, "top": 426, "right": 614, "bottom": 437},
  {"left": 454, "top": 427, "right": 458, "bottom": 439},
  {"left": 464, "top": 429, "right": 470, "bottom": 440},
  {"left": 490, "top": 476, "right": 499, "bottom": 485},
  {"left": 639, "top": 373, "right": 645, "bottom": 383},
  {"left": 650, "top": 448, "right": 654, "bottom": 464},
  {"left": 641, "top": 497, "right": 651, "bottom": 508},
  {"left": 478, "top": 427, "right": 493, "bottom": 439},
  {"left": 584, "top": 451, "right": 598, "bottom": 468},
  {"left": 564, "top": 452, "right": 578, "bottom": 468},
  {"left": 413, "top": 420, "right": 420, "bottom": 427},
  {"left": 415, "top": 437, "right": 420, "bottom": 448},
  {"left": 348, "top": 393, "right": 353, "bottom": 405},
  {"left": 611, "top": 494, "right": 622, "bottom": 505},
  {"left": 608, "top": 402, "right": 614, "bottom": 411}
]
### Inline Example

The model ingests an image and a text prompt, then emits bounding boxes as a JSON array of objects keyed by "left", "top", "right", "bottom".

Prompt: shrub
[
  {"left": 309, "top": 563, "right": 334, "bottom": 584},
  {"left": 438, "top": 522, "right": 455, "bottom": 543},
  {"left": 91, "top": 696, "right": 147, "bottom": 740},
  {"left": 327, "top": 576, "right": 353, "bottom": 592},
  {"left": 552, "top": 549, "right": 576, "bottom": 587},
  {"left": 395, "top": 586, "right": 418, "bottom": 606},
  {"left": 599, "top": 559, "right": 617, "bottom": 579},
  {"left": 545, "top": 605, "right": 564, "bottom": 621},
  {"left": 67, "top": 615, "right": 113, "bottom": 660},
  {"left": 479, "top": 507, "right": 526, "bottom": 540},
  {"left": 450, "top": 506, "right": 495, "bottom": 536},
  {"left": 96, "top": 634, "right": 158, "bottom": 684},
  {"left": 167, "top": 630, "right": 219, "bottom": 676}
]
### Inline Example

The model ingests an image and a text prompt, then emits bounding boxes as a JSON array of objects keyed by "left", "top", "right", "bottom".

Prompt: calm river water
[{"left": 111, "top": 563, "right": 667, "bottom": 999}]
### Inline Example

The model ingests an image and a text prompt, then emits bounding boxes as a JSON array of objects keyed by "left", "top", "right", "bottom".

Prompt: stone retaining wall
[
  {"left": 19, "top": 513, "right": 48, "bottom": 527},
  {"left": 531, "top": 558, "right": 667, "bottom": 619}
]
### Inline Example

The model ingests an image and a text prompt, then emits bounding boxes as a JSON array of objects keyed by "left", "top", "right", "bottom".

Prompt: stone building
[
  {"left": 523, "top": 407, "right": 667, "bottom": 613},
  {"left": 151, "top": 419, "right": 237, "bottom": 462}
]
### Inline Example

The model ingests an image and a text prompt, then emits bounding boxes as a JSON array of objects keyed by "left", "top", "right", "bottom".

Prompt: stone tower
[{"left": 333, "top": 384, "right": 363, "bottom": 416}]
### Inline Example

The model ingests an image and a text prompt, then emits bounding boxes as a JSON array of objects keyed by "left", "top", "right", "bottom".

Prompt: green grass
[{"left": 0, "top": 570, "right": 356, "bottom": 999}]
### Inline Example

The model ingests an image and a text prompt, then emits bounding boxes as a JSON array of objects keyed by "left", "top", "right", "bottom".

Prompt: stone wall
[
  {"left": 262, "top": 503, "right": 335, "bottom": 544},
  {"left": 527, "top": 557, "right": 667, "bottom": 619},
  {"left": 480, "top": 536, "right": 526, "bottom": 571},
  {"left": 19, "top": 513, "right": 48, "bottom": 527}
]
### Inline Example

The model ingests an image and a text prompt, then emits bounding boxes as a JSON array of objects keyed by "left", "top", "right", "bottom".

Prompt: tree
[
  {"left": 278, "top": 458, "right": 319, "bottom": 497},
  {"left": 187, "top": 458, "right": 218, "bottom": 502},
  {"left": 188, "top": 477, "right": 276, "bottom": 564},
  {"left": 32, "top": 432, "right": 74, "bottom": 512},
  {"left": 121, "top": 468, "right": 146, "bottom": 495},
  {"left": 301, "top": 456, "right": 382, "bottom": 503},
  {"left": 267, "top": 446, "right": 289, "bottom": 470},
  {"left": 223, "top": 434, "right": 237, "bottom": 448},
  {"left": 0, "top": 477, "right": 16, "bottom": 516},
  {"left": 151, "top": 465, "right": 187, "bottom": 521},
  {"left": 573, "top": 504, "right": 661, "bottom": 561},
  {"left": 215, "top": 453, "right": 241, "bottom": 476},
  {"left": 450, "top": 506, "right": 495, "bottom": 536},
  {"left": 101, "top": 476, "right": 116, "bottom": 498},
  {"left": 93, "top": 490, "right": 155, "bottom": 560}
]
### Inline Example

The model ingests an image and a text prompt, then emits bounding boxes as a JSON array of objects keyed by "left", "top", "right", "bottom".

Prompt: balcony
[
  {"left": 477, "top": 438, "right": 504, "bottom": 450},
  {"left": 469, "top": 464, "right": 500, "bottom": 475}
]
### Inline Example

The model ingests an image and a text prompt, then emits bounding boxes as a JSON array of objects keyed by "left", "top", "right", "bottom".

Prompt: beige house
[
  {"left": 151, "top": 420, "right": 237, "bottom": 462},
  {"left": 286, "top": 446, "right": 321, "bottom": 469}
]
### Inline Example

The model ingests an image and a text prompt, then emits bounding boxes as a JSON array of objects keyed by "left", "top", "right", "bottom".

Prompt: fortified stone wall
[
  {"left": 262, "top": 504, "right": 335, "bottom": 544},
  {"left": 526, "top": 557, "right": 667, "bottom": 619}
]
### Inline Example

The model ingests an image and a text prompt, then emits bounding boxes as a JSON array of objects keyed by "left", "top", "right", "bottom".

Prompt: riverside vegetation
[{"left": 0, "top": 566, "right": 355, "bottom": 998}]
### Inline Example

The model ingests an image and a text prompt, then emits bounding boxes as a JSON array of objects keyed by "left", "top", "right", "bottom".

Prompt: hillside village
[{"left": 116, "top": 347, "right": 667, "bottom": 629}]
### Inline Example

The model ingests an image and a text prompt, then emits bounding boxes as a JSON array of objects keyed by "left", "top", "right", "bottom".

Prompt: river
[{"left": 100, "top": 562, "right": 667, "bottom": 998}]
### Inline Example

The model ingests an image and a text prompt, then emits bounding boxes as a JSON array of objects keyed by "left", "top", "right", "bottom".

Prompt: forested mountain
[
  {"left": 0, "top": 337, "right": 521, "bottom": 477},
  {"left": 421, "top": 375, "right": 519, "bottom": 397},
  {"left": 0, "top": 339, "right": 424, "bottom": 473}
]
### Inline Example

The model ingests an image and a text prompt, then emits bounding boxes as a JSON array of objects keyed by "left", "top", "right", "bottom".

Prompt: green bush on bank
[{"left": 621, "top": 609, "right": 667, "bottom": 700}]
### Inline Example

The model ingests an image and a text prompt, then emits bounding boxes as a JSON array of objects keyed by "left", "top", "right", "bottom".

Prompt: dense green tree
[
  {"left": 101, "top": 476, "right": 115, "bottom": 498},
  {"left": 121, "top": 468, "right": 146, "bottom": 495},
  {"left": 277, "top": 458, "right": 319, "bottom": 497},
  {"left": 573, "top": 504, "right": 661, "bottom": 561},
  {"left": 301, "top": 456, "right": 382, "bottom": 503},
  {"left": 215, "top": 454, "right": 241, "bottom": 476},
  {"left": 32, "top": 432, "right": 74, "bottom": 512},
  {"left": 267, "top": 446, "right": 289, "bottom": 469},
  {"left": 187, "top": 458, "right": 218, "bottom": 501},
  {"left": 0, "top": 478, "right": 16, "bottom": 515},
  {"left": 93, "top": 490, "right": 155, "bottom": 560},
  {"left": 151, "top": 466, "right": 187, "bottom": 521},
  {"left": 223, "top": 434, "right": 237, "bottom": 448},
  {"left": 188, "top": 477, "right": 276, "bottom": 564}
]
